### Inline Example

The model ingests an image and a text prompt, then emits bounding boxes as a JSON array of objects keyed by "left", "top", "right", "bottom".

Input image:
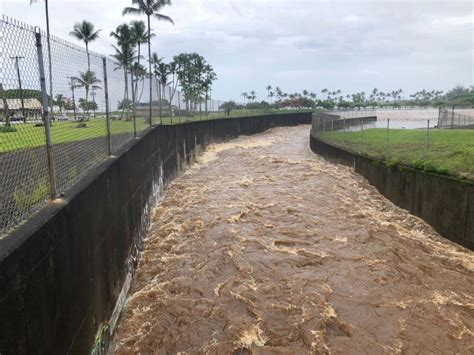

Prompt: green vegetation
[
  {"left": 69, "top": 20, "right": 102, "bottom": 71},
  {"left": 318, "top": 128, "right": 474, "bottom": 180},
  {"left": 241, "top": 85, "right": 474, "bottom": 110},
  {"left": 13, "top": 180, "right": 49, "bottom": 209}
]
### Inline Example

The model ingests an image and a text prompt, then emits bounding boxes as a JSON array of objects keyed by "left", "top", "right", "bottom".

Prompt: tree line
[
  {"left": 57, "top": 0, "right": 216, "bottom": 123},
  {"left": 223, "top": 85, "right": 474, "bottom": 112}
]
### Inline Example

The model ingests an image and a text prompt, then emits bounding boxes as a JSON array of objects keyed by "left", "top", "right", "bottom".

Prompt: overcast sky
[{"left": 2, "top": 0, "right": 473, "bottom": 101}]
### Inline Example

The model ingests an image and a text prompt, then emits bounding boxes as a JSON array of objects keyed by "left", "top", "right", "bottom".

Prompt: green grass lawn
[
  {"left": 318, "top": 128, "right": 474, "bottom": 180},
  {"left": 0, "top": 109, "right": 311, "bottom": 153},
  {"left": 0, "top": 118, "right": 148, "bottom": 153}
]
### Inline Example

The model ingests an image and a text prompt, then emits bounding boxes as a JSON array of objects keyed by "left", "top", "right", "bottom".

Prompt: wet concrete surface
[{"left": 113, "top": 125, "right": 473, "bottom": 354}]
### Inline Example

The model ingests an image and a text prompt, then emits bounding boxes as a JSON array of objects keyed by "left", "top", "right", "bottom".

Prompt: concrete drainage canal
[{"left": 110, "top": 125, "right": 473, "bottom": 354}]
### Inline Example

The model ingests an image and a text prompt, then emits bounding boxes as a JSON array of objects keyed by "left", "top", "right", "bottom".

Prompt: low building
[{"left": 0, "top": 98, "right": 43, "bottom": 121}]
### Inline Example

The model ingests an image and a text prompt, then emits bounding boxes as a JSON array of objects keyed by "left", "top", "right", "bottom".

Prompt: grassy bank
[
  {"left": 0, "top": 109, "right": 311, "bottom": 153},
  {"left": 318, "top": 128, "right": 474, "bottom": 180}
]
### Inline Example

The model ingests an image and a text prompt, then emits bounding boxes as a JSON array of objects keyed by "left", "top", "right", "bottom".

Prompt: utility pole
[
  {"left": 10, "top": 56, "right": 25, "bottom": 122},
  {"left": 67, "top": 76, "right": 77, "bottom": 121}
]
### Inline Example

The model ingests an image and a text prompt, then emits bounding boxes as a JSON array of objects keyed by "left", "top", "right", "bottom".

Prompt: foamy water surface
[{"left": 113, "top": 125, "right": 473, "bottom": 354}]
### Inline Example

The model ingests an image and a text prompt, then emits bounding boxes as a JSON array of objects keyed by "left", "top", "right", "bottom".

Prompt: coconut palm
[
  {"left": 123, "top": 0, "right": 174, "bottom": 124},
  {"left": 110, "top": 44, "right": 137, "bottom": 118},
  {"left": 69, "top": 20, "right": 101, "bottom": 71},
  {"left": 110, "top": 24, "right": 137, "bottom": 103},
  {"left": 269, "top": 91, "right": 275, "bottom": 104},
  {"left": 130, "top": 20, "right": 151, "bottom": 96},
  {"left": 249, "top": 90, "right": 256, "bottom": 102},
  {"left": 150, "top": 54, "right": 169, "bottom": 123},
  {"left": 132, "top": 62, "right": 147, "bottom": 102},
  {"left": 55, "top": 94, "right": 65, "bottom": 113},
  {"left": 241, "top": 92, "right": 247, "bottom": 105},
  {"left": 130, "top": 20, "right": 152, "bottom": 66},
  {"left": 73, "top": 70, "right": 101, "bottom": 120},
  {"left": 110, "top": 24, "right": 134, "bottom": 48},
  {"left": 266, "top": 85, "right": 272, "bottom": 100}
]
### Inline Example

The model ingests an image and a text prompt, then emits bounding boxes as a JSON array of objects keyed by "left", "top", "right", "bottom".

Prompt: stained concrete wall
[
  {"left": 310, "top": 133, "right": 473, "bottom": 251},
  {"left": 0, "top": 112, "right": 312, "bottom": 354}
]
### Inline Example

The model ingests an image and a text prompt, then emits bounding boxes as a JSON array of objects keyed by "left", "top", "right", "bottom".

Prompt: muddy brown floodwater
[{"left": 113, "top": 125, "right": 473, "bottom": 354}]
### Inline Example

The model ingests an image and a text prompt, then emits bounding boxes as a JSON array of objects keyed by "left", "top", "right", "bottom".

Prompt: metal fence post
[
  {"left": 385, "top": 119, "right": 390, "bottom": 159},
  {"left": 149, "top": 72, "right": 153, "bottom": 128},
  {"left": 178, "top": 91, "right": 181, "bottom": 124},
  {"left": 102, "top": 57, "right": 112, "bottom": 156},
  {"left": 424, "top": 119, "right": 430, "bottom": 162},
  {"left": 35, "top": 27, "right": 57, "bottom": 199},
  {"left": 169, "top": 86, "right": 173, "bottom": 125},
  {"left": 437, "top": 106, "right": 441, "bottom": 127},
  {"left": 158, "top": 82, "right": 163, "bottom": 125},
  {"left": 451, "top": 106, "right": 454, "bottom": 128},
  {"left": 359, "top": 118, "right": 364, "bottom": 154}
]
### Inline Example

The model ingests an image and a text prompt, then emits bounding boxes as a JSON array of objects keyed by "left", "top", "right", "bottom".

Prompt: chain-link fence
[
  {"left": 312, "top": 110, "right": 474, "bottom": 181},
  {"left": 438, "top": 107, "right": 474, "bottom": 129},
  {"left": 0, "top": 15, "right": 230, "bottom": 236}
]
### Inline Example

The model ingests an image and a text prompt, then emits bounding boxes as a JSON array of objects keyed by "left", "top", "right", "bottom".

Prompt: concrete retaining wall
[
  {"left": 310, "top": 133, "right": 473, "bottom": 251},
  {"left": 0, "top": 112, "right": 312, "bottom": 354}
]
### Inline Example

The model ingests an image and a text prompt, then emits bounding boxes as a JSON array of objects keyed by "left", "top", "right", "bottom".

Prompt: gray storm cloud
[{"left": 2, "top": 0, "right": 472, "bottom": 100}]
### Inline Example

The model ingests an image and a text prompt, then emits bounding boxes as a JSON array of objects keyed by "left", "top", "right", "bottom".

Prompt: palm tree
[
  {"left": 269, "top": 91, "right": 275, "bottom": 104},
  {"left": 132, "top": 62, "right": 147, "bottom": 102},
  {"left": 275, "top": 87, "right": 283, "bottom": 100},
  {"left": 150, "top": 54, "right": 169, "bottom": 123},
  {"left": 55, "top": 94, "right": 65, "bottom": 113},
  {"left": 130, "top": 21, "right": 150, "bottom": 104},
  {"left": 249, "top": 90, "right": 256, "bottom": 102},
  {"left": 110, "top": 44, "right": 136, "bottom": 118},
  {"left": 69, "top": 20, "right": 101, "bottom": 72},
  {"left": 130, "top": 20, "right": 152, "bottom": 66},
  {"left": 73, "top": 70, "right": 101, "bottom": 121},
  {"left": 123, "top": 0, "right": 174, "bottom": 125},
  {"left": 266, "top": 85, "right": 272, "bottom": 101},
  {"left": 241, "top": 92, "right": 247, "bottom": 105},
  {"left": 110, "top": 24, "right": 134, "bottom": 47}
]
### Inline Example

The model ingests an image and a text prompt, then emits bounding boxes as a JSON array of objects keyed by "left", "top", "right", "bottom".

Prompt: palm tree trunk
[
  {"left": 86, "top": 42, "right": 91, "bottom": 72},
  {"left": 169, "top": 86, "right": 172, "bottom": 121},
  {"left": 155, "top": 78, "right": 161, "bottom": 119},
  {"left": 135, "top": 44, "right": 140, "bottom": 96},
  {"left": 147, "top": 15, "right": 152, "bottom": 126},
  {"left": 122, "top": 68, "right": 129, "bottom": 120},
  {"left": 159, "top": 82, "right": 163, "bottom": 124},
  {"left": 124, "top": 69, "right": 129, "bottom": 101}
]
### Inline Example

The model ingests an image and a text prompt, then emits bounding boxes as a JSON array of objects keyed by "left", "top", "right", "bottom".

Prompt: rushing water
[{"left": 113, "top": 125, "right": 473, "bottom": 354}]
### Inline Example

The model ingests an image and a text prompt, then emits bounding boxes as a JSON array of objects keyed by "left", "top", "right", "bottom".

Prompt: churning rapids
[{"left": 113, "top": 125, "right": 473, "bottom": 354}]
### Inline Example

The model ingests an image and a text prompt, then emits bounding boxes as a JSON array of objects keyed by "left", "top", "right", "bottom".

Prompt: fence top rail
[
  {"left": 440, "top": 108, "right": 474, "bottom": 120},
  {"left": 1, "top": 14, "right": 105, "bottom": 60},
  {"left": 1, "top": 14, "right": 36, "bottom": 32}
]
